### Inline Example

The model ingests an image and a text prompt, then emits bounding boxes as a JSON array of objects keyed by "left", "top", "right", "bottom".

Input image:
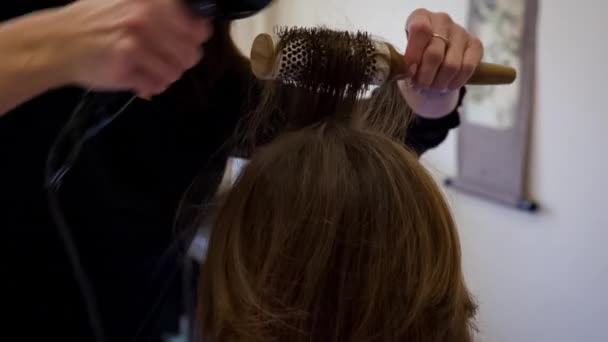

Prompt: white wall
[{"left": 231, "top": 1, "right": 608, "bottom": 341}]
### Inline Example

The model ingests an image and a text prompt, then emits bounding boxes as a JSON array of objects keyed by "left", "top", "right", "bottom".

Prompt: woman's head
[{"left": 197, "top": 121, "right": 477, "bottom": 341}]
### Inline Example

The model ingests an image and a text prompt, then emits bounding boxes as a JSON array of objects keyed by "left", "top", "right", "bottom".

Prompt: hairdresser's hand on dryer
[
  {"left": 0, "top": 0, "right": 213, "bottom": 115},
  {"left": 398, "top": 9, "right": 484, "bottom": 118},
  {"left": 50, "top": 0, "right": 214, "bottom": 96}
]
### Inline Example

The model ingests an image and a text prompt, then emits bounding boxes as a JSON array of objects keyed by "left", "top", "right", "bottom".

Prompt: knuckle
[
  {"left": 194, "top": 19, "right": 214, "bottom": 42},
  {"left": 159, "top": 71, "right": 176, "bottom": 86},
  {"left": 408, "top": 21, "right": 433, "bottom": 36},
  {"left": 155, "top": 82, "right": 170, "bottom": 94},
  {"left": 145, "top": 79, "right": 167, "bottom": 94},
  {"left": 185, "top": 47, "right": 204, "bottom": 68},
  {"left": 124, "top": 17, "right": 143, "bottom": 33},
  {"left": 454, "top": 26, "right": 468, "bottom": 38},
  {"left": 436, "top": 12, "right": 453, "bottom": 24},
  {"left": 124, "top": 7, "right": 149, "bottom": 32},
  {"left": 469, "top": 37, "right": 484, "bottom": 53},
  {"left": 138, "top": 86, "right": 156, "bottom": 97},
  {"left": 201, "top": 27, "right": 214, "bottom": 43},
  {"left": 412, "top": 8, "right": 430, "bottom": 17},
  {"left": 117, "top": 37, "right": 140, "bottom": 57},
  {"left": 133, "top": 2, "right": 152, "bottom": 19},
  {"left": 157, "top": 64, "right": 181, "bottom": 84},
  {"left": 169, "top": 68, "right": 184, "bottom": 83}
]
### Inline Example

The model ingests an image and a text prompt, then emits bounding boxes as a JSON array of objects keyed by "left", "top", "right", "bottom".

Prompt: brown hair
[
  {"left": 197, "top": 123, "right": 477, "bottom": 342},
  {"left": 196, "top": 27, "right": 477, "bottom": 342}
]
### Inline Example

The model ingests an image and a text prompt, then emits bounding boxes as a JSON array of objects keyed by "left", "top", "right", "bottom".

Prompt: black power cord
[
  {"left": 45, "top": 91, "right": 208, "bottom": 342},
  {"left": 45, "top": 91, "right": 136, "bottom": 342}
]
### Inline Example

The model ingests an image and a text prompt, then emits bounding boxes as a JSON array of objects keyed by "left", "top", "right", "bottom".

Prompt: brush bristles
[
  {"left": 273, "top": 27, "right": 378, "bottom": 97},
  {"left": 235, "top": 26, "right": 412, "bottom": 156}
]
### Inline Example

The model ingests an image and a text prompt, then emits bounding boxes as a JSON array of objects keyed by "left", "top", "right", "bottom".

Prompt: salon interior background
[{"left": 227, "top": 0, "right": 608, "bottom": 341}]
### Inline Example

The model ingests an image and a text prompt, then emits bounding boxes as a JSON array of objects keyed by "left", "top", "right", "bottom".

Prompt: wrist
[
  {"left": 2, "top": 8, "right": 74, "bottom": 90},
  {"left": 398, "top": 80, "right": 460, "bottom": 119}
]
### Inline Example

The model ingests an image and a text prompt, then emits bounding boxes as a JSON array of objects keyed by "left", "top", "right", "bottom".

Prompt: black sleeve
[{"left": 404, "top": 86, "right": 466, "bottom": 156}]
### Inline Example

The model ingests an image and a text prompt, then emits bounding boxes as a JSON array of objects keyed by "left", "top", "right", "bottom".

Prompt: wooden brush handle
[
  {"left": 467, "top": 62, "right": 517, "bottom": 84},
  {"left": 250, "top": 33, "right": 278, "bottom": 80},
  {"left": 251, "top": 33, "right": 517, "bottom": 85}
]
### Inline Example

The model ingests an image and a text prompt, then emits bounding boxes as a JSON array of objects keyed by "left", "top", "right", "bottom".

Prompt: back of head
[
  {"left": 197, "top": 121, "right": 477, "bottom": 342},
  {"left": 195, "top": 26, "right": 476, "bottom": 342}
]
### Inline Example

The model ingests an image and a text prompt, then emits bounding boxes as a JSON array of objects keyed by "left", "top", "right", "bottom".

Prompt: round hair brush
[{"left": 250, "top": 27, "right": 517, "bottom": 88}]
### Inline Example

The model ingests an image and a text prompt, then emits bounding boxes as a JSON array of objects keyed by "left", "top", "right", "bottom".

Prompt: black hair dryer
[{"left": 184, "top": 0, "right": 273, "bottom": 19}]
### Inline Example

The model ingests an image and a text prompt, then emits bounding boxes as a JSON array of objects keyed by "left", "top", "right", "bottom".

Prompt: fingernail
[{"left": 408, "top": 63, "right": 418, "bottom": 77}]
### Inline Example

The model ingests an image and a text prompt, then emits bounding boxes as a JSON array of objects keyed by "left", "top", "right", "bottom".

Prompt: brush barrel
[
  {"left": 250, "top": 33, "right": 517, "bottom": 86},
  {"left": 251, "top": 33, "right": 391, "bottom": 85}
]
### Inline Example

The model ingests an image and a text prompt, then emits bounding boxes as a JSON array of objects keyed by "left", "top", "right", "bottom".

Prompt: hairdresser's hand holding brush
[
  {"left": 0, "top": 0, "right": 214, "bottom": 115},
  {"left": 398, "top": 9, "right": 484, "bottom": 118}
]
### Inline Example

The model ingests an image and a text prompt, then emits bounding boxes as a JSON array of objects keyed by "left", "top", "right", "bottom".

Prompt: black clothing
[{"left": 0, "top": 2, "right": 462, "bottom": 341}]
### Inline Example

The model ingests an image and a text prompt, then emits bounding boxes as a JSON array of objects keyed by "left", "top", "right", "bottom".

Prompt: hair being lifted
[
  {"left": 196, "top": 26, "right": 477, "bottom": 342},
  {"left": 237, "top": 27, "right": 413, "bottom": 149}
]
